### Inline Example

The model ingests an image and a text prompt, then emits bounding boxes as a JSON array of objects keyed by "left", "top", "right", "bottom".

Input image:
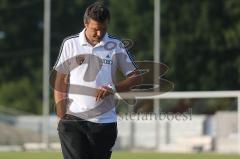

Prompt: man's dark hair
[{"left": 84, "top": 2, "right": 110, "bottom": 23}]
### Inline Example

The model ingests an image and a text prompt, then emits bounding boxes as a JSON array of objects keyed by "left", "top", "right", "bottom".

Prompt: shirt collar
[{"left": 79, "top": 28, "right": 108, "bottom": 47}]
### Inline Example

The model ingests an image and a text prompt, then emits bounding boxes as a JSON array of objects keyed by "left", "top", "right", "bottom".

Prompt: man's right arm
[{"left": 54, "top": 72, "right": 69, "bottom": 118}]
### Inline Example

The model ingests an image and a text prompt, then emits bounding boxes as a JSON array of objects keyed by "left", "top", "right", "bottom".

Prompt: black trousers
[{"left": 58, "top": 114, "right": 117, "bottom": 159}]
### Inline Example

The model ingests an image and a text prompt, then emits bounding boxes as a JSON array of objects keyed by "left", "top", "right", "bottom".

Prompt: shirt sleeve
[
  {"left": 53, "top": 40, "right": 71, "bottom": 74},
  {"left": 116, "top": 45, "right": 137, "bottom": 76}
]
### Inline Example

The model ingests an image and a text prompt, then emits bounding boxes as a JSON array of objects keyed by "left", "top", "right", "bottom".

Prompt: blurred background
[{"left": 0, "top": 0, "right": 239, "bottom": 158}]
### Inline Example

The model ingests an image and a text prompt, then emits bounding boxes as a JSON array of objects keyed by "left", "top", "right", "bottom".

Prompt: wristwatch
[{"left": 107, "top": 84, "right": 116, "bottom": 94}]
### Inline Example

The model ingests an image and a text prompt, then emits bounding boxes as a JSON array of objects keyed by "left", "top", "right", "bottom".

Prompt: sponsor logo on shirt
[{"left": 103, "top": 54, "right": 113, "bottom": 65}]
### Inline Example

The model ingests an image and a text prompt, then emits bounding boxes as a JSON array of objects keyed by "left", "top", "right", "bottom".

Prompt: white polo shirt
[{"left": 54, "top": 29, "right": 136, "bottom": 123}]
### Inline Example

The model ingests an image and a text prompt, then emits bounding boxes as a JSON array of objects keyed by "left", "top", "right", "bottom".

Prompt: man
[{"left": 53, "top": 2, "right": 141, "bottom": 159}]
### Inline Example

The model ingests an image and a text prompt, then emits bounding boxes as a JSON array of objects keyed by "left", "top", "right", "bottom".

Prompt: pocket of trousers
[{"left": 57, "top": 119, "right": 78, "bottom": 132}]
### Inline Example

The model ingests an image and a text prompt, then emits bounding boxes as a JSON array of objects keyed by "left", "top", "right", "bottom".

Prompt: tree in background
[{"left": 161, "top": 0, "right": 240, "bottom": 91}]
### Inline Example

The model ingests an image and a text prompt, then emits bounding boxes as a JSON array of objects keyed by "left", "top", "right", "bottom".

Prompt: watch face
[{"left": 108, "top": 84, "right": 116, "bottom": 94}]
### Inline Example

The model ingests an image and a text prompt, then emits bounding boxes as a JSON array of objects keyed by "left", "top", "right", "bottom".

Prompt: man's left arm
[
  {"left": 95, "top": 69, "right": 142, "bottom": 101},
  {"left": 115, "top": 69, "right": 142, "bottom": 92}
]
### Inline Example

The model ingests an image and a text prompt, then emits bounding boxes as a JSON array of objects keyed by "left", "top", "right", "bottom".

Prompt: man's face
[{"left": 84, "top": 19, "right": 108, "bottom": 45}]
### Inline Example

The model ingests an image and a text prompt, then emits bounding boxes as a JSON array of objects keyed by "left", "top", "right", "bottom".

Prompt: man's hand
[{"left": 95, "top": 85, "right": 114, "bottom": 101}]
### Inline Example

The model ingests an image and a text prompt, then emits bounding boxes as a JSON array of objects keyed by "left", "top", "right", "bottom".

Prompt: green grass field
[{"left": 0, "top": 151, "right": 239, "bottom": 159}]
